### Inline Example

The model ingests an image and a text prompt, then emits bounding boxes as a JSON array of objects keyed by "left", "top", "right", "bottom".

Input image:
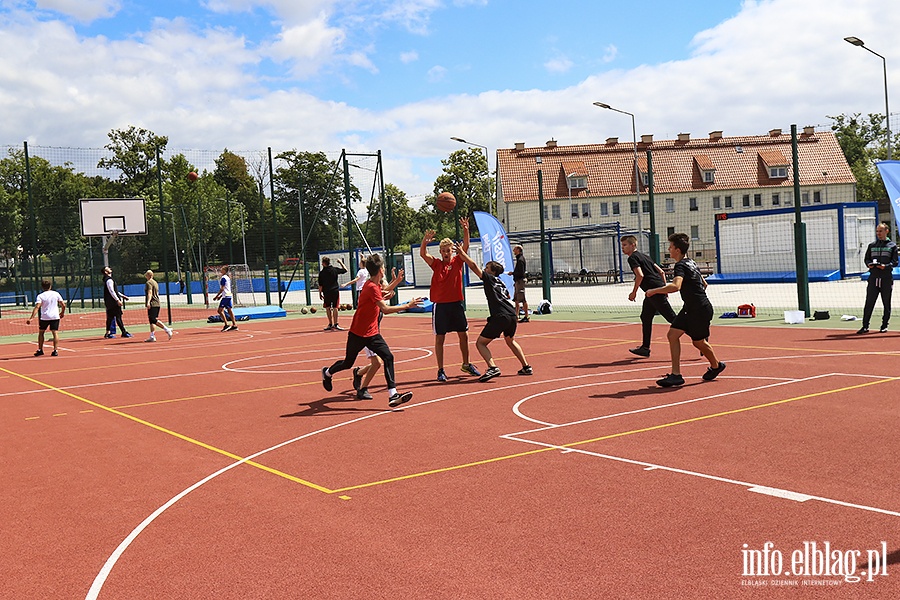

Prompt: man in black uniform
[
  {"left": 621, "top": 235, "right": 676, "bottom": 357},
  {"left": 858, "top": 222, "right": 898, "bottom": 334},
  {"left": 509, "top": 244, "right": 530, "bottom": 322},
  {"left": 318, "top": 257, "right": 347, "bottom": 331},
  {"left": 646, "top": 233, "right": 724, "bottom": 387},
  {"left": 102, "top": 266, "right": 132, "bottom": 339}
]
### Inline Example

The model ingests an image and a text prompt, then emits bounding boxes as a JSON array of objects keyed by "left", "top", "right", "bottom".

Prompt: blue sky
[{"left": 0, "top": 0, "right": 896, "bottom": 201}]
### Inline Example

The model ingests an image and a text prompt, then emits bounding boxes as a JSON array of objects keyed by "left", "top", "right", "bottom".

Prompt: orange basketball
[{"left": 436, "top": 192, "right": 456, "bottom": 213}]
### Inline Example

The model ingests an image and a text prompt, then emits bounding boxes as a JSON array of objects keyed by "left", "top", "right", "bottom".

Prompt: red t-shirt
[
  {"left": 350, "top": 279, "right": 382, "bottom": 338},
  {"left": 429, "top": 255, "right": 464, "bottom": 303}
]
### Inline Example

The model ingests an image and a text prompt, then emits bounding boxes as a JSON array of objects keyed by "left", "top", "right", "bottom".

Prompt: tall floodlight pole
[
  {"left": 844, "top": 37, "right": 891, "bottom": 161},
  {"left": 594, "top": 102, "right": 642, "bottom": 250},
  {"left": 451, "top": 137, "right": 494, "bottom": 215}
]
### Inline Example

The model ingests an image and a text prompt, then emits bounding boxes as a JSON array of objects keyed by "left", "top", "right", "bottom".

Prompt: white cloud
[
  {"left": 400, "top": 50, "right": 418, "bottom": 64},
  {"left": 264, "top": 12, "right": 346, "bottom": 77},
  {"left": 601, "top": 44, "right": 617, "bottom": 63},
  {"left": 426, "top": 65, "right": 447, "bottom": 82},
  {"left": 379, "top": 0, "right": 442, "bottom": 35},
  {"left": 35, "top": 0, "right": 120, "bottom": 23},
  {"left": 544, "top": 55, "right": 573, "bottom": 74}
]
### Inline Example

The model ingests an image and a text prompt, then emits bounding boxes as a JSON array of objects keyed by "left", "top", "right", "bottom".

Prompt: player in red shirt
[
  {"left": 321, "top": 254, "right": 423, "bottom": 408},
  {"left": 420, "top": 216, "right": 480, "bottom": 382}
]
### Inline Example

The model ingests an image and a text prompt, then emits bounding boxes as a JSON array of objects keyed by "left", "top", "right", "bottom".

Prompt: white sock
[
  {"left": 325, "top": 368, "right": 333, "bottom": 378},
  {"left": 388, "top": 387, "right": 397, "bottom": 397}
]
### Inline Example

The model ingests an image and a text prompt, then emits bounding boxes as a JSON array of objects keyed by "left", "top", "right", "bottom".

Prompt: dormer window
[
  {"left": 641, "top": 172, "right": 649, "bottom": 186},
  {"left": 702, "top": 170, "right": 715, "bottom": 183},
  {"left": 769, "top": 166, "right": 787, "bottom": 178},
  {"left": 568, "top": 175, "right": 587, "bottom": 189}
]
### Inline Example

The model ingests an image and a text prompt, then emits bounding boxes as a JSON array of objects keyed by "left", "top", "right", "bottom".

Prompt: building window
[
  {"left": 770, "top": 166, "right": 787, "bottom": 178},
  {"left": 725, "top": 195, "right": 733, "bottom": 208},
  {"left": 571, "top": 203, "right": 579, "bottom": 218},
  {"left": 641, "top": 172, "right": 649, "bottom": 186},
  {"left": 772, "top": 193, "right": 780, "bottom": 206},
  {"left": 813, "top": 191, "right": 822, "bottom": 203},
  {"left": 785, "top": 192, "right": 793, "bottom": 206},
  {"left": 568, "top": 176, "right": 587, "bottom": 189},
  {"left": 666, "top": 198, "right": 675, "bottom": 213},
  {"left": 689, "top": 197, "right": 698, "bottom": 211},
  {"left": 600, "top": 202, "right": 609, "bottom": 216},
  {"left": 712, "top": 196, "right": 721, "bottom": 209},
  {"left": 551, "top": 205, "right": 561, "bottom": 219},
  {"left": 630, "top": 201, "right": 639, "bottom": 214},
  {"left": 742, "top": 194, "right": 750, "bottom": 207},
  {"left": 690, "top": 225, "right": 699, "bottom": 240},
  {"left": 582, "top": 203, "right": 591, "bottom": 218},
  {"left": 802, "top": 192, "right": 810, "bottom": 205},
  {"left": 667, "top": 226, "right": 675, "bottom": 237},
  {"left": 703, "top": 170, "right": 715, "bottom": 183},
  {"left": 612, "top": 202, "right": 620, "bottom": 215},
  {"left": 754, "top": 194, "right": 762, "bottom": 207},
  {"left": 642, "top": 200, "right": 650, "bottom": 213},
  {"left": 543, "top": 206, "right": 548, "bottom": 221}
]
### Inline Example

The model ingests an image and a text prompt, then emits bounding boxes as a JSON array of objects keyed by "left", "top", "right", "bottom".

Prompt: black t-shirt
[
  {"left": 627, "top": 251, "right": 665, "bottom": 291},
  {"left": 317, "top": 265, "right": 346, "bottom": 292},
  {"left": 481, "top": 271, "right": 516, "bottom": 318},
  {"left": 513, "top": 254, "right": 527, "bottom": 282},
  {"left": 673, "top": 258, "right": 710, "bottom": 310}
]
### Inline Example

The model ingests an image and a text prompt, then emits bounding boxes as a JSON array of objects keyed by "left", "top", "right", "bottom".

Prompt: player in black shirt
[
  {"left": 858, "top": 222, "right": 898, "bottom": 334},
  {"left": 318, "top": 257, "right": 347, "bottom": 331},
  {"left": 646, "top": 233, "right": 725, "bottom": 387},
  {"left": 621, "top": 235, "right": 676, "bottom": 357},
  {"left": 455, "top": 243, "right": 532, "bottom": 382}
]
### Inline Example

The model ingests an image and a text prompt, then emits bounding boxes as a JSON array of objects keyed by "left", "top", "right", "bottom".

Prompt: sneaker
[
  {"left": 333, "top": 324, "right": 345, "bottom": 331},
  {"left": 357, "top": 388, "right": 373, "bottom": 400},
  {"left": 857, "top": 327, "right": 869, "bottom": 334},
  {"left": 517, "top": 365, "right": 533, "bottom": 375},
  {"left": 629, "top": 346, "right": 651, "bottom": 357},
  {"left": 461, "top": 363, "right": 481, "bottom": 376},
  {"left": 352, "top": 367, "right": 362, "bottom": 391},
  {"left": 323, "top": 324, "right": 334, "bottom": 331},
  {"left": 321, "top": 367, "right": 333, "bottom": 392},
  {"left": 223, "top": 325, "right": 230, "bottom": 332},
  {"left": 880, "top": 326, "right": 889, "bottom": 333},
  {"left": 123, "top": 333, "right": 133, "bottom": 338},
  {"left": 50, "top": 350, "right": 58, "bottom": 357},
  {"left": 388, "top": 391, "right": 413, "bottom": 407},
  {"left": 33, "top": 349, "right": 44, "bottom": 357},
  {"left": 103, "top": 333, "right": 114, "bottom": 339},
  {"left": 166, "top": 328, "right": 173, "bottom": 340},
  {"left": 702, "top": 361, "right": 727, "bottom": 381},
  {"left": 228, "top": 325, "right": 239, "bottom": 331},
  {"left": 145, "top": 337, "right": 156, "bottom": 342},
  {"left": 437, "top": 369, "right": 447, "bottom": 382},
  {"left": 518, "top": 317, "right": 530, "bottom": 323},
  {"left": 478, "top": 366, "right": 501, "bottom": 382},
  {"left": 657, "top": 373, "right": 685, "bottom": 387}
]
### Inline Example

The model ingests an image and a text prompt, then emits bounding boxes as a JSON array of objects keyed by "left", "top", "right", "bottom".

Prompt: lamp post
[
  {"left": 451, "top": 137, "right": 494, "bottom": 215},
  {"left": 593, "top": 102, "right": 643, "bottom": 250},
  {"left": 844, "top": 37, "right": 892, "bottom": 160}
]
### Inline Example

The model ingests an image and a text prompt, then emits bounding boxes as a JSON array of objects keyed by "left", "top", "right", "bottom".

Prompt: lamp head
[
  {"left": 450, "top": 137, "right": 467, "bottom": 143},
  {"left": 593, "top": 102, "right": 611, "bottom": 109},
  {"left": 844, "top": 36, "right": 865, "bottom": 47}
]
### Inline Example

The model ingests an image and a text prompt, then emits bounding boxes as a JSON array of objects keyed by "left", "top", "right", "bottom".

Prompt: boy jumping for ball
[
  {"left": 645, "top": 233, "right": 725, "bottom": 387},
  {"left": 322, "top": 254, "right": 423, "bottom": 408},
  {"left": 455, "top": 243, "right": 532, "bottom": 382}
]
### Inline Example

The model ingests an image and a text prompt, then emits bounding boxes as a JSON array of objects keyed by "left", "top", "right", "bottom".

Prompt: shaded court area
[{"left": 2, "top": 315, "right": 900, "bottom": 599}]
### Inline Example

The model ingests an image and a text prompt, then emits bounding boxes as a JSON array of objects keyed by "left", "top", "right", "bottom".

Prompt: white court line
[
  {"left": 508, "top": 374, "right": 815, "bottom": 430},
  {"left": 222, "top": 347, "right": 433, "bottom": 374},
  {"left": 500, "top": 435, "right": 900, "bottom": 519}
]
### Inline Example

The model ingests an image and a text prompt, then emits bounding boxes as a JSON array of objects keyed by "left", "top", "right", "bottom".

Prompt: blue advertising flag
[
  {"left": 876, "top": 161, "right": 900, "bottom": 233},
  {"left": 472, "top": 211, "right": 515, "bottom": 294}
]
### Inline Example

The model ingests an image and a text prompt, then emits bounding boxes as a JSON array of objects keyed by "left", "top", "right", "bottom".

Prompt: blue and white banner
[
  {"left": 876, "top": 161, "right": 900, "bottom": 234},
  {"left": 472, "top": 211, "right": 515, "bottom": 293}
]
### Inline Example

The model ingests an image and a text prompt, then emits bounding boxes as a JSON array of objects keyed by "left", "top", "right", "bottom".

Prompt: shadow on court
[{"left": 281, "top": 396, "right": 386, "bottom": 418}]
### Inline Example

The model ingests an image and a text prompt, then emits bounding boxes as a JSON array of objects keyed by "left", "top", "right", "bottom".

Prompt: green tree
[
  {"left": 423, "top": 148, "right": 493, "bottom": 240},
  {"left": 829, "top": 113, "right": 890, "bottom": 213},
  {"left": 97, "top": 126, "right": 169, "bottom": 199}
]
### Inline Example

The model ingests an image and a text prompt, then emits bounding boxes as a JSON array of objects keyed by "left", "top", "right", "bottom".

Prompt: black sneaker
[
  {"left": 478, "top": 366, "right": 501, "bottom": 382},
  {"left": 322, "top": 367, "right": 333, "bottom": 391},
  {"left": 228, "top": 325, "right": 239, "bottom": 331},
  {"left": 323, "top": 324, "right": 333, "bottom": 331},
  {"left": 518, "top": 317, "right": 530, "bottom": 323},
  {"left": 461, "top": 363, "right": 481, "bottom": 376},
  {"left": 629, "top": 346, "right": 651, "bottom": 357},
  {"left": 880, "top": 326, "right": 889, "bottom": 333},
  {"left": 333, "top": 324, "right": 345, "bottom": 331},
  {"left": 657, "top": 373, "right": 685, "bottom": 387},
  {"left": 352, "top": 367, "right": 362, "bottom": 391},
  {"left": 222, "top": 325, "right": 230, "bottom": 332},
  {"left": 517, "top": 365, "right": 533, "bottom": 375},
  {"left": 437, "top": 369, "right": 447, "bottom": 382},
  {"left": 123, "top": 333, "right": 133, "bottom": 338},
  {"left": 33, "top": 349, "right": 44, "bottom": 357},
  {"left": 857, "top": 327, "right": 869, "bottom": 334},
  {"left": 388, "top": 391, "right": 412, "bottom": 407},
  {"left": 702, "top": 361, "right": 727, "bottom": 381},
  {"left": 51, "top": 350, "right": 58, "bottom": 357},
  {"left": 357, "top": 388, "right": 373, "bottom": 400},
  {"left": 103, "top": 333, "right": 114, "bottom": 339}
]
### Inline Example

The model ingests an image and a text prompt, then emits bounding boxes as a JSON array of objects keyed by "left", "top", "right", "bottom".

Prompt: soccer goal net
[{"left": 206, "top": 264, "right": 258, "bottom": 307}]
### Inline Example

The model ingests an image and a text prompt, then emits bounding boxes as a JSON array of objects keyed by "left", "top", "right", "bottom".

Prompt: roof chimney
[
  {"left": 640, "top": 134, "right": 653, "bottom": 144},
  {"left": 769, "top": 128, "right": 782, "bottom": 137},
  {"left": 709, "top": 130, "right": 723, "bottom": 140},
  {"left": 802, "top": 126, "right": 815, "bottom": 136},
  {"left": 546, "top": 139, "right": 557, "bottom": 149},
  {"left": 514, "top": 142, "right": 525, "bottom": 151},
  {"left": 605, "top": 137, "right": 618, "bottom": 145},
  {"left": 677, "top": 133, "right": 690, "bottom": 142}
]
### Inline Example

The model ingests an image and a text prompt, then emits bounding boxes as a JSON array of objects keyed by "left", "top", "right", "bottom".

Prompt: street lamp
[
  {"left": 593, "top": 102, "right": 643, "bottom": 250},
  {"left": 451, "top": 137, "right": 494, "bottom": 215},
  {"left": 844, "top": 37, "right": 892, "bottom": 160}
]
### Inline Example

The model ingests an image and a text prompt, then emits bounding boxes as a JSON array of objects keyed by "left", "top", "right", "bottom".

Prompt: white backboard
[{"left": 79, "top": 198, "right": 148, "bottom": 236}]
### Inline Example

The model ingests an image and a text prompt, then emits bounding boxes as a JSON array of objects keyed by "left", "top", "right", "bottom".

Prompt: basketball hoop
[{"left": 103, "top": 230, "right": 123, "bottom": 253}]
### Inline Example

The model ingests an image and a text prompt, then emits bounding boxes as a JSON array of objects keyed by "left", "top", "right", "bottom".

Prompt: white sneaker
[
  {"left": 166, "top": 328, "right": 173, "bottom": 340},
  {"left": 145, "top": 337, "right": 156, "bottom": 343}
]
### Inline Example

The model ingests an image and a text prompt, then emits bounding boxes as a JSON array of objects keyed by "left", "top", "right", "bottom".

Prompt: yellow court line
[
  {"left": 0, "top": 365, "right": 333, "bottom": 494},
  {"left": 329, "top": 375, "right": 900, "bottom": 494}
]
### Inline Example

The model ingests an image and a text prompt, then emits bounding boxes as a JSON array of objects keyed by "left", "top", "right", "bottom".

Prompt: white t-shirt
[
  {"left": 355, "top": 268, "right": 369, "bottom": 292},
  {"left": 220, "top": 274, "right": 232, "bottom": 298},
  {"left": 36, "top": 290, "right": 64, "bottom": 320}
]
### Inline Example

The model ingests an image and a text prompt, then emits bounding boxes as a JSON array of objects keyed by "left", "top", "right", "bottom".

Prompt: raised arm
[
  {"left": 420, "top": 229, "right": 436, "bottom": 266},
  {"left": 460, "top": 217, "right": 470, "bottom": 253},
  {"left": 454, "top": 242, "right": 482, "bottom": 279}
]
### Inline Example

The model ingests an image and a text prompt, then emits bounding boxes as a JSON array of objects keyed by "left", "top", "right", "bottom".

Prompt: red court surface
[{"left": 3, "top": 316, "right": 900, "bottom": 599}]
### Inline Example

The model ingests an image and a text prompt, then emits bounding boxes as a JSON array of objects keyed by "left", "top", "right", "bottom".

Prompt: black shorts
[
  {"left": 480, "top": 313, "right": 517, "bottom": 340},
  {"left": 147, "top": 306, "right": 161, "bottom": 323},
  {"left": 432, "top": 301, "right": 468, "bottom": 336},
  {"left": 322, "top": 290, "right": 339, "bottom": 308},
  {"left": 671, "top": 303, "right": 714, "bottom": 341},
  {"left": 38, "top": 319, "right": 60, "bottom": 331}
]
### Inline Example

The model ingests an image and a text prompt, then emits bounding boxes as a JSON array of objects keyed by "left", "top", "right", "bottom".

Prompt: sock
[
  {"left": 388, "top": 387, "right": 397, "bottom": 397},
  {"left": 325, "top": 368, "right": 333, "bottom": 378}
]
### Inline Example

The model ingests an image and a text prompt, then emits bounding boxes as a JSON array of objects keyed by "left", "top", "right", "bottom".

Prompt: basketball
[
  {"left": 301, "top": 307, "right": 308, "bottom": 314},
  {"left": 436, "top": 192, "right": 456, "bottom": 213},
  {"left": 188, "top": 171, "right": 199, "bottom": 182},
  {"left": 310, "top": 307, "right": 317, "bottom": 313}
]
